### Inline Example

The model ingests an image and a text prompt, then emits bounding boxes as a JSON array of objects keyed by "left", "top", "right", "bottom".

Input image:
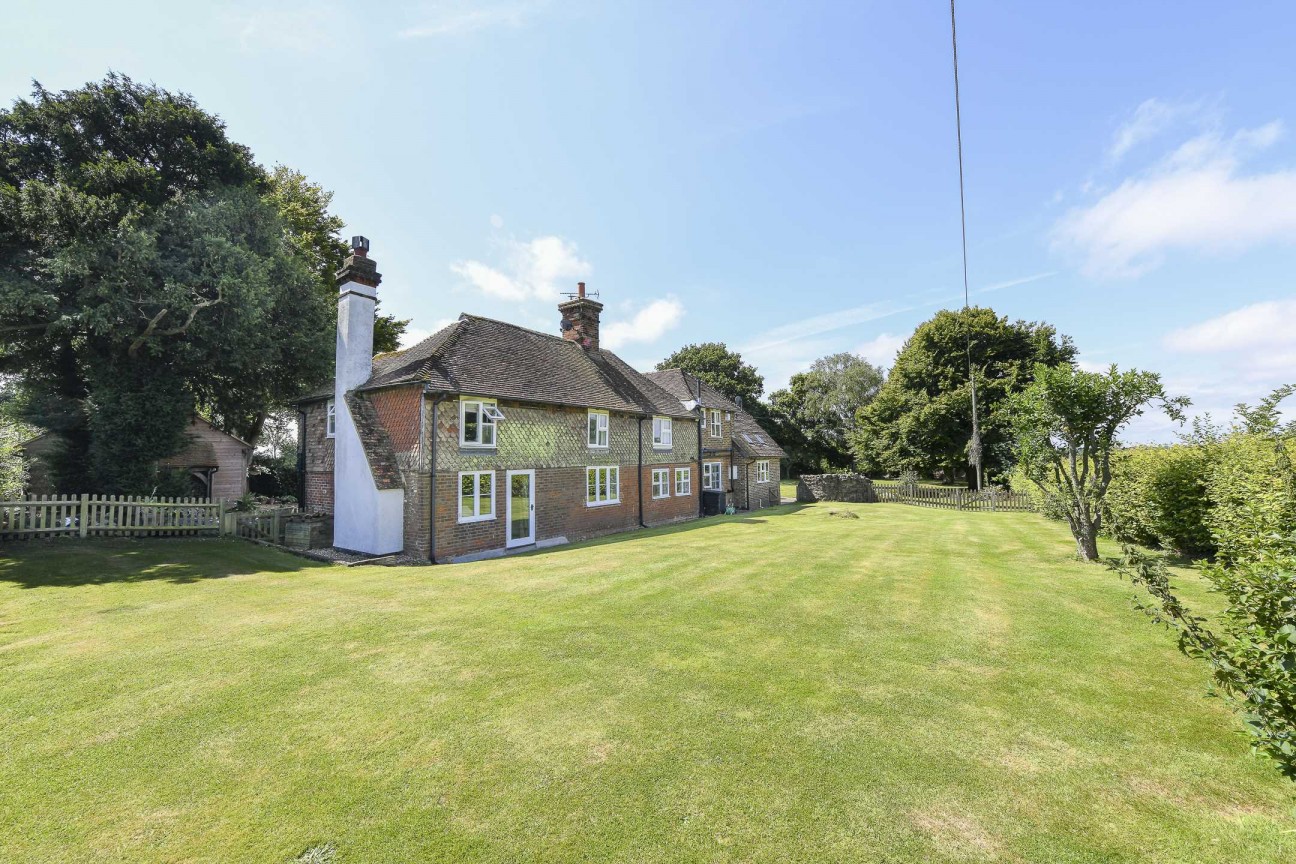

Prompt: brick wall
[
  {"left": 301, "top": 399, "right": 335, "bottom": 513},
  {"left": 425, "top": 395, "right": 700, "bottom": 560}
]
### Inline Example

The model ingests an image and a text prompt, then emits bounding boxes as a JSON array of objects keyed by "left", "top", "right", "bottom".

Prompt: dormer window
[
  {"left": 461, "top": 398, "right": 504, "bottom": 447},
  {"left": 587, "top": 409, "right": 609, "bottom": 448},
  {"left": 652, "top": 416, "right": 673, "bottom": 449},
  {"left": 709, "top": 409, "right": 721, "bottom": 438}
]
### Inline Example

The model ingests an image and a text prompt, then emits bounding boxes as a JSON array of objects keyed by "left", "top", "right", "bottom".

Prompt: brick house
[
  {"left": 643, "top": 370, "right": 786, "bottom": 511},
  {"left": 299, "top": 238, "right": 787, "bottom": 562}
]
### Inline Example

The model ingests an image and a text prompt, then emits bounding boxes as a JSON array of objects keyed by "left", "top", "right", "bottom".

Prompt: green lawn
[{"left": 1, "top": 505, "right": 1293, "bottom": 863}]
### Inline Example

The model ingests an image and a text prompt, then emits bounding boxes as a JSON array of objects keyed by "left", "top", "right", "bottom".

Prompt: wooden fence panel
[
  {"left": 0, "top": 495, "right": 226, "bottom": 541},
  {"left": 868, "top": 482, "right": 1032, "bottom": 513}
]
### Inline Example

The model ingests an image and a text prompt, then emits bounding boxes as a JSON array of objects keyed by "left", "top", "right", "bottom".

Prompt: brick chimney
[{"left": 558, "top": 281, "right": 603, "bottom": 351}]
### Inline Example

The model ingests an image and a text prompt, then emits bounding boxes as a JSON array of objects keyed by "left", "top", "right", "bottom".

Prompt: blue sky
[{"left": 6, "top": 1, "right": 1295, "bottom": 439}]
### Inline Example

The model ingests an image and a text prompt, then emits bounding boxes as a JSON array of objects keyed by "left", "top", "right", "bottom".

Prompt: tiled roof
[
  {"left": 346, "top": 393, "right": 403, "bottom": 490},
  {"left": 644, "top": 369, "right": 787, "bottom": 459},
  {"left": 300, "top": 314, "right": 692, "bottom": 419}
]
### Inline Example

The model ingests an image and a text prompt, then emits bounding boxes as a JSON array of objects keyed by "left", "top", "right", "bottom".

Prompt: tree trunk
[{"left": 1074, "top": 521, "right": 1100, "bottom": 561}]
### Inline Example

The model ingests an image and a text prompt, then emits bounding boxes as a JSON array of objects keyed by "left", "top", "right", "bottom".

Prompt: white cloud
[
  {"left": 1165, "top": 298, "right": 1296, "bottom": 354},
  {"left": 601, "top": 299, "right": 685, "bottom": 350},
  {"left": 973, "top": 271, "right": 1057, "bottom": 295},
  {"left": 1054, "top": 120, "right": 1296, "bottom": 277},
  {"left": 398, "top": 1, "right": 544, "bottom": 38},
  {"left": 742, "top": 300, "right": 914, "bottom": 354},
  {"left": 231, "top": 5, "right": 344, "bottom": 54},
  {"left": 489, "top": 213, "right": 504, "bottom": 229},
  {"left": 855, "top": 333, "right": 906, "bottom": 369},
  {"left": 450, "top": 234, "right": 591, "bottom": 302},
  {"left": 1108, "top": 98, "right": 1199, "bottom": 161}
]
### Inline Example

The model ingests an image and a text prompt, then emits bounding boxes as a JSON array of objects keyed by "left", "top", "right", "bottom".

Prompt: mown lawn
[{"left": 1, "top": 504, "right": 1293, "bottom": 863}]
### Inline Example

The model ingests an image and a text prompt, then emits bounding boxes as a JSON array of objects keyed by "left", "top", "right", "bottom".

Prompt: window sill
[
  {"left": 674, "top": 491, "right": 692, "bottom": 497},
  {"left": 652, "top": 444, "right": 672, "bottom": 450},
  {"left": 587, "top": 444, "right": 609, "bottom": 450},
  {"left": 586, "top": 499, "right": 620, "bottom": 508},
  {"left": 458, "top": 514, "right": 496, "bottom": 524},
  {"left": 651, "top": 493, "right": 670, "bottom": 500}
]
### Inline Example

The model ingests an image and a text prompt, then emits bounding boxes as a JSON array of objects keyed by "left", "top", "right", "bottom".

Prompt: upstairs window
[
  {"left": 587, "top": 466, "right": 620, "bottom": 506},
  {"left": 458, "top": 471, "right": 495, "bottom": 522},
  {"left": 587, "top": 410, "right": 609, "bottom": 448},
  {"left": 674, "top": 467, "right": 691, "bottom": 496},
  {"left": 703, "top": 462, "right": 722, "bottom": 490},
  {"left": 652, "top": 416, "right": 673, "bottom": 449},
  {"left": 461, "top": 398, "right": 504, "bottom": 447},
  {"left": 756, "top": 460, "right": 770, "bottom": 483},
  {"left": 326, "top": 399, "right": 336, "bottom": 438},
  {"left": 709, "top": 409, "right": 722, "bottom": 438}
]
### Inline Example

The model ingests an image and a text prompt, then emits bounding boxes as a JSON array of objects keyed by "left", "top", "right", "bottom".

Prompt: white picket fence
[{"left": 0, "top": 494, "right": 227, "bottom": 541}]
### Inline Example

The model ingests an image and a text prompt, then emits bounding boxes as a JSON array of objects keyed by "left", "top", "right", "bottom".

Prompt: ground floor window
[
  {"left": 703, "top": 461, "right": 722, "bottom": 490},
  {"left": 674, "top": 467, "right": 691, "bottom": 496},
  {"left": 587, "top": 466, "right": 619, "bottom": 506},
  {"left": 756, "top": 460, "right": 770, "bottom": 483},
  {"left": 651, "top": 468, "right": 670, "bottom": 499},
  {"left": 458, "top": 471, "right": 494, "bottom": 522}
]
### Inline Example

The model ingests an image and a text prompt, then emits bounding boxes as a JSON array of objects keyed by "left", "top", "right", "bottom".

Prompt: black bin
[{"left": 702, "top": 490, "right": 726, "bottom": 516}]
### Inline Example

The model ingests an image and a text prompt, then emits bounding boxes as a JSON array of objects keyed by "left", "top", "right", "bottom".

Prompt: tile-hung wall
[
  {"left": 426, "top": 396, "right": 700, "bottom": 561},
  {"left": 432, "top": 398, "right": 697, "bottom": 472}
]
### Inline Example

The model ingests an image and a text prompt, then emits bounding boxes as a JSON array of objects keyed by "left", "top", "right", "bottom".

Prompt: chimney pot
[
  {"left": 577, "top": 281, "right": 586, "bottom": 298},
  {"left": 351, "top": 235, "right": 370, "bottom": 257}
]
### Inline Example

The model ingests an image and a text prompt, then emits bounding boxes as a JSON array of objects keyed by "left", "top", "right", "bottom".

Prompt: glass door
[{"left": 506, "top": 470, "right": 535, "bottom": 548}]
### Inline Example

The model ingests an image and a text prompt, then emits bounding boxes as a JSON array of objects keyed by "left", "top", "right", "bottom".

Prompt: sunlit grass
[{"left": 1, "top": 506, "right": 1292, "bottom": 862}]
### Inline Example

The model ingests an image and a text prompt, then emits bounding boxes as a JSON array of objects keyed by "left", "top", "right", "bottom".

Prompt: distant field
[{"left": 2, "top": 505, "right": 1292, "bottom": 862}]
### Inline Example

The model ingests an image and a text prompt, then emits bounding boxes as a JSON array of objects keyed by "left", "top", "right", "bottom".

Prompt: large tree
[
  {"left": 1006, "top": 363, "right": 1186, "bottom": 560},
  {"left": 768, "top": 352, "right": 883, "bottom": 473},
  {"left": 0, "top": 74, "right": 339, "bottom": 492},
  {"left": 656, "top": 342, "right": 764, "bottom": 407},
  {"left": 851, "top": 307, "right": 1076, "bottom": 484}
]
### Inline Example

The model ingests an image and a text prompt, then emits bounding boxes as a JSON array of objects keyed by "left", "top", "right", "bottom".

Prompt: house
[
  {"left": 21, "top": 416, "right": 252, "bottom": 500},
  {"left": 296, "top": 237, "right": 786, "bottom": 562},
  {"left": 643, "top": 370, "right": 786, "bottom": 511}
]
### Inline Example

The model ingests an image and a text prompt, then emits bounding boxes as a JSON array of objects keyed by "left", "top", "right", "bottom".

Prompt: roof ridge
[{"left": 458, "top": 312, "right": 577, "bottom": 347}]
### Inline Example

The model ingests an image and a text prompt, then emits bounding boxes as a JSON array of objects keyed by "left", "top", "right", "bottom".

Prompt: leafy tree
[
  {"left": 0, "top": 74, "right": 333, "bottom": 492},
  {"left": 851, "top": 307, "right": 1076, "bottom": 483},
  {"left": 768, "top": 352, "right": 883, "bottom": 472},
  {"left": 656, "top": 342, "right": 764, "bottom": 406},
  {"left": 0, "top": 419, "right": 26, "bottom": 497},
  {"left": 1006, "top": 363, "right": 1186, "bottom": 560},
  {"left": 267, "top": 165, "right": 408, "bottom": 353}
]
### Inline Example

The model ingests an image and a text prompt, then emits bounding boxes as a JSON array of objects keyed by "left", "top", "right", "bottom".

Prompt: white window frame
[
  {"left": 651, "top": 468, "right": 670, "bottom": 499},
  {"left": 587, "top": 409, "right": 609, "bottom": 449},
  {"left": 674, "top": 467, "right": 691, "bottom": 496},
  {"left": 756, "top": 460, "right": 770, "bottom": 483},
  {"left": 325, "top": 399, "right": 336, "bottom": 438},
  {"left": 652, "top": 416, "right": 673, "bottom": 449},
  {"left": 709, "top": 409, "right": 722, "bottom": 438},
  {"left": 703, "top": 461, "right": 722, "bottom": 490},
  {"left": 460, "top": 397, "right": 501, "bottom": 448},
  {"left": 586, "top": 466, "right": 620, "bottom": 507},
  {"left": 457, "top": 470, "right": 495, "bottom": 523}
]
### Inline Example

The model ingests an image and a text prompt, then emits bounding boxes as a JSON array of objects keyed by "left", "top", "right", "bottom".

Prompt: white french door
[{"left": 506, "top": 470, "right": 535, "bottom": 548}]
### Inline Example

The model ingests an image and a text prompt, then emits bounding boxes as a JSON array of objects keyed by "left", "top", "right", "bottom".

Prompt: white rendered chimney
[
  {"left": 332, "top": 236, "right": 403, "bottom": 555},
  {"left": 336, "top": 235, "right": 379, "bottom": 392}
]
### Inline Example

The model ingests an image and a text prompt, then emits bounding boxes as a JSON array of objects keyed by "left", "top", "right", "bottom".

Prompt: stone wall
[{"left": 796, "top": 473, "right": 876, "bottom": 503}]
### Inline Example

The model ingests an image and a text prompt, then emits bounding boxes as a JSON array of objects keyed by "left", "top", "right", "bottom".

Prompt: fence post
[
  {"left": 79, "top": 494, "right": 89, "bottom": 538},
  {"left": 271, "top": 508, "right": 281, "bottom": 544},
  {"left": 217, "top": 499, "right": 228, "bottom": 536}
]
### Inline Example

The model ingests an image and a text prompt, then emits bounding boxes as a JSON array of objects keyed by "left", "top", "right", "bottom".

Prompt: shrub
[
  {"left": 1117, "top": 386, "right": 1296, "bottom": 780},
  {"left": 1105, "top": 444, "right": 1213, "bottom": 557}
]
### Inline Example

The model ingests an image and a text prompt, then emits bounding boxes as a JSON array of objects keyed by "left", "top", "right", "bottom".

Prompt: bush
[
  {"left": 1117, "top": 386, "right": 1296, "bottom": 779},
  {"left": 1106, "top": 444, "right": 1213, "bottom": 556}
]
